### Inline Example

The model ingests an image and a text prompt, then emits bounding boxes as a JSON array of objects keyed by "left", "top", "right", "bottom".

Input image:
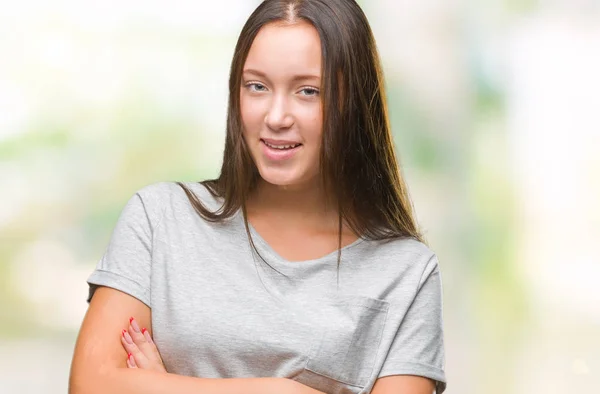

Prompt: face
[{"left": 240, "top": 21, "right": 323, "bottom": 189}]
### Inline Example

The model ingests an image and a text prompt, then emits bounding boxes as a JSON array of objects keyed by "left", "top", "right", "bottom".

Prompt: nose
[{"left": 265, "top": 94, "right": 294, "bottom": 131}]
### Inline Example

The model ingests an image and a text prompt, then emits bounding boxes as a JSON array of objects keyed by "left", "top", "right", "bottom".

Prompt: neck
[{"left": 246, "top": 178, "right": 339, "bottom": 228}]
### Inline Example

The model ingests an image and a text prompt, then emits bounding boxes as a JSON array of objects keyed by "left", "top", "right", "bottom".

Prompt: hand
[{"left": 120, "top": 316, "right": 167, "bottom": 373}]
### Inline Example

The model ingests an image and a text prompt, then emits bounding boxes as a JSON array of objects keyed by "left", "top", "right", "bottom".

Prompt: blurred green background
[{"left": 1, "top": 0, "right": 598, "bottom": 393}]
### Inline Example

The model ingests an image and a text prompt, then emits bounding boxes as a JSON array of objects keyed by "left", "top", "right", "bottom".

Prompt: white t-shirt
[{"left": 87, "top": 181, "right": 447, "bottom": 393}]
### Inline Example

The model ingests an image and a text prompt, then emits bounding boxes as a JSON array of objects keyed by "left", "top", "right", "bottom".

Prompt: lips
[
  {"left": 262, "top": 140, "right": 302, "bottom": 150},
  {"left": 260, "top": 138, "right": 302, "bottom": 148},
  {"left": 260, "top": 139, "right": 302, "bottom": 161}
]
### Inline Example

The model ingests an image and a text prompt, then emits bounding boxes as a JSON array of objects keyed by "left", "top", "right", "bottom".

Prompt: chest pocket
[{"left": 294, "top": 295, "right": 389, "bottom": 394}]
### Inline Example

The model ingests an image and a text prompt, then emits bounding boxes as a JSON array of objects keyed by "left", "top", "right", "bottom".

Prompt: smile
[
  {"left": 261, "top": 140, "right": 302, "bottom": 150},
  {"left": 260, "top": 139, "right": 303, "bottom": 161}
]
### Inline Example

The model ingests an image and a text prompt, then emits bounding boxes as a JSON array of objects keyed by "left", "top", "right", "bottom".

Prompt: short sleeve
[
  {"left": 378, "top": 256, "right": 447, "bottom": 393},
  {"left": 86, "top": 184, "right": 166, "bottom": 307}
]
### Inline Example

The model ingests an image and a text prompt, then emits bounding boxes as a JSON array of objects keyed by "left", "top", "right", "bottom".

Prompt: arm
[
  {"left": 371, "top": 256, "right": 446, "bottom": 394},
  {"left": 76, "top": 369, "right": 321, "bottom": 394},
  {"left": 69, "top": 286, "right": 325, "bottom": 394}
]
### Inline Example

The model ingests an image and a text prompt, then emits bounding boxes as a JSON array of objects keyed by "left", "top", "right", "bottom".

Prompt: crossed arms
[{"left": 68, "top": 287, "right": 434, "bottom": 394}]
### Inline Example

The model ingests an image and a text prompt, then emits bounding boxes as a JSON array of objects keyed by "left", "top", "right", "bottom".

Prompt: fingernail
[
  {"left": 141, "top": 327, "right": 147, "bottom": 335},
  {"left": 130, "top": 317, "right": 141, "bottom": 333},
  {"left": 127, "top": 353, "right": 136, "bottom": 368},
  {"left": 123, "top": 330, "right": 133, "bottom": 344},
  {"left": 142, "top": 329, "right": 153, "bottom": 343}
]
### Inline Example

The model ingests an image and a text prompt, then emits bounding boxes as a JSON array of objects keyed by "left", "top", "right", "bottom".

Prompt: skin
[
  {"left": 70, "top": 288, "right": 320, "bottom": 394},
  {"left": 241, "top": 21, "right": 359, "bottom": 261},
  {"left": 70, "top": 21, "right": 436, "bottom": 394},
  {"left": 121, "top": 315, "right": 436, "bottom": 394},
  {"left": 241, "top": 21, "right": 323, "bottom": 190}
]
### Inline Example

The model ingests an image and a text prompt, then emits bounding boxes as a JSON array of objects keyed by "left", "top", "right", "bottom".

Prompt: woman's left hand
[{"left": 120, "top": 317, "right": 167, "bottom": 372}]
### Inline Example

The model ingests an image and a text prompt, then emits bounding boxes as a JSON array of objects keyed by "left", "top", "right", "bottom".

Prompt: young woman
[{"left": 69, "top": 1, "right": 447, "bottom": 393}]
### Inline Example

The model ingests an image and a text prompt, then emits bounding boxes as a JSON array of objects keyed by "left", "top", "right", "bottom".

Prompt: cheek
[
  {"left": 240, "top": 97, "right": 263, "bottom": 135},
  {"left": 301, "top": 106, "right": 323, "bottom": 143}
]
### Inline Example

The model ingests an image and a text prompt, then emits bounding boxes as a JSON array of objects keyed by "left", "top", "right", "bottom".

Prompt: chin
[{"left": 257, "top": 166, "right": 314, "bottom": 188}]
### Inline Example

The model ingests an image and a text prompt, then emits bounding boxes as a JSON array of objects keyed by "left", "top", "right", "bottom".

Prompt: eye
[
  {"left": 299, "top": 87, "right": 320, "bottom": 97},
  {"left": 246, "top": 82, "right": 267, "bottom": 92}
]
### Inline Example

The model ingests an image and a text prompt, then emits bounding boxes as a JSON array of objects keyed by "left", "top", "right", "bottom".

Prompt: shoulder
[
  {"left": 130, "top": 180, "right": 226, "bottom": 228},
  {"left": 134, "top": 180, "right": 222, "bottom": 210},
  {"left": 365, "top": 236, "right": 434, "bottom": 258},
  {"left": 365, "top": 237, "right": 438, "bottom": 269},
  {"left": 357, "top": 237, "right": 441, "bottom": 292}
]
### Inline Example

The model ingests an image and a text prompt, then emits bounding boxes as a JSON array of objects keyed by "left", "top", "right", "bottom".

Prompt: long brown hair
[{"left": 177, "top": 0, "right": 424, "bottom": 269}]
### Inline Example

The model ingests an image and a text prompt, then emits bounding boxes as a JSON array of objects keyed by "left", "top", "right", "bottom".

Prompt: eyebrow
[{"left": 243, "top": 68, "right": 320, "bottom": 82}]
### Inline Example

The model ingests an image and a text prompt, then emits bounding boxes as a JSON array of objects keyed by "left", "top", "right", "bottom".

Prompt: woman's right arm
[
  {"left": 69, "top": 286, "right": 326, "bottom": 394},
  {"left": 69, "top": 286, "right": 153, "bottom": 394}
]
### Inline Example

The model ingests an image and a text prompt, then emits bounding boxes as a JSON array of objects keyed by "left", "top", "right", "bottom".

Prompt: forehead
[{"left": 244, "top": 21, "right": 322, "bottom": 79}]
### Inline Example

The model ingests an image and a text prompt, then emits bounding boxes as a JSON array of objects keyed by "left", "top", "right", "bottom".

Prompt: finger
[
  {"left": 141, "top": 328, "right": 167, "bottom": 372},
  {"left": 128, "top": 319, "right": 160, "bottom": 363},
  {"left": 142, "top": 328, "right": 154, "bottom": 344},
  {"left": 128, "top": 317, "right": 147, "bottom": 343},
  {"left": 121, "top": 330, "right": 149, "bottom": 368},
  {"left": 142, "top": 328, "right": 163, "bottom": 360},
  {"left": 127, "top": 353, "right": 138, "bottom": 368}
]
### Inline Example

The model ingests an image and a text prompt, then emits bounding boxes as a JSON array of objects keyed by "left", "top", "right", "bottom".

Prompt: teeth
[{"left": 264, "top": 141, "right": 300, "bottom": 150}]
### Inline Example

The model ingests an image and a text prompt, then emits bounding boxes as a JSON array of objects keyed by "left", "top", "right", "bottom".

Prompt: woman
[{"left": 69, "top": 1, "right": 447, "bottom": 393}]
